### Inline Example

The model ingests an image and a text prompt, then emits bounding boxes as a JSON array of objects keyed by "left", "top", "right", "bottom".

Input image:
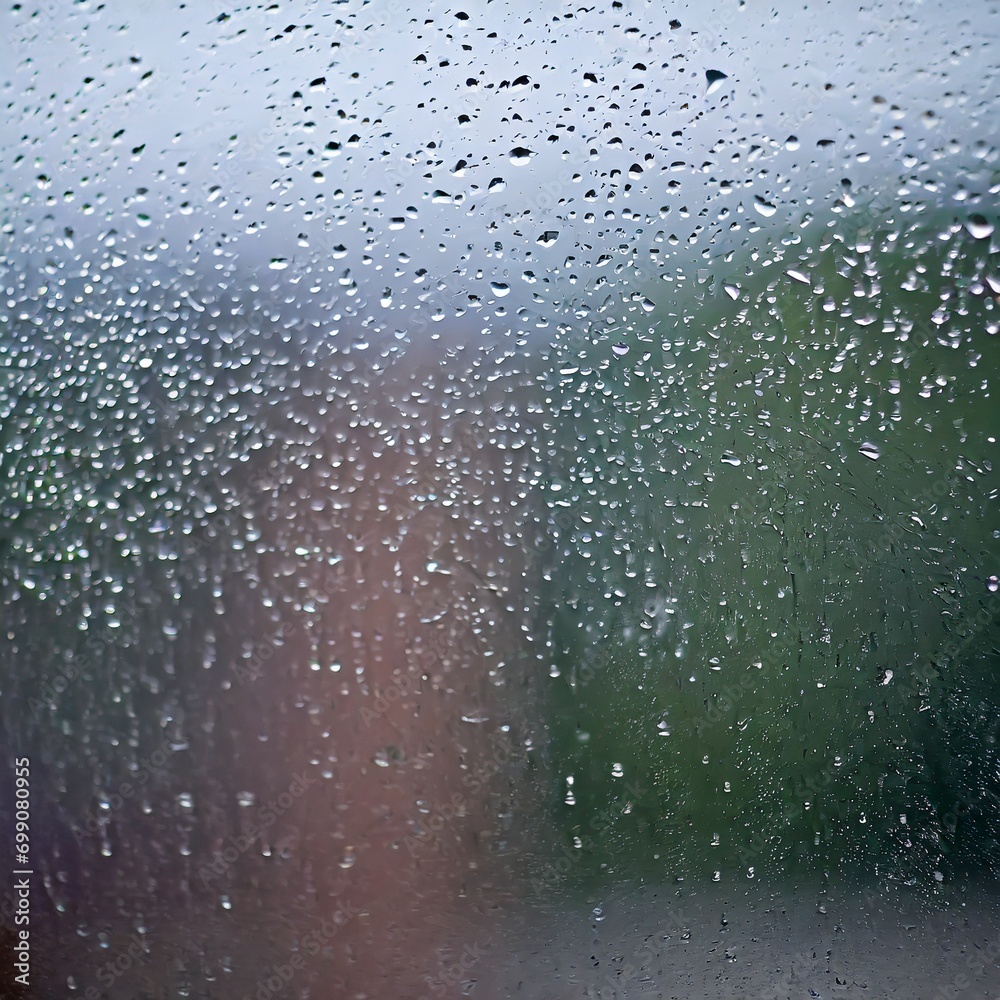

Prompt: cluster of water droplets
[{"left": 2, "top": 1, "right": 1000, "bottom": 995}]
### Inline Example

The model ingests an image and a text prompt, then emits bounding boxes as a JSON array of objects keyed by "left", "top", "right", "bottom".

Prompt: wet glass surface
[{"left": 2, "top": 2, "right": 1000, "bottom": 998}]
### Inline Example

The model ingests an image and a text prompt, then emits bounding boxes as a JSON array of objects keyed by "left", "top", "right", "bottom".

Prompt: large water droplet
[
  {"left": 754, "top": 197, "right": 777, "bottom": 218},
  {"left": 706, "top": 69, "right": 729, "bottom": 95},
  {"left": 966, "top": 215, "right": 995, "bottom": 240}
]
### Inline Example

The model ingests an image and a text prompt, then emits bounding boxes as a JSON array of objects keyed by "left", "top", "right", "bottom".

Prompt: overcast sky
[{"left": 2, "top": 0, "right": 996, "bottom": 337}]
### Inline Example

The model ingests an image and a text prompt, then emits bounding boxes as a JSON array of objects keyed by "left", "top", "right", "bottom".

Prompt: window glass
[{"left": 2, "top": 3, "right": 999, "bottom": 997}]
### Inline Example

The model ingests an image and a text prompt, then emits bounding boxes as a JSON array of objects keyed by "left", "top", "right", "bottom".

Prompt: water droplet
[
  {"left": 706, "top": 69, "right": 729, "bottom": 95},
  {"left": 966, "top": 215, "right": 994, "bottom": 240},
  {"left": 753, "top": 197, "right": 777, "bottom": 218}
]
